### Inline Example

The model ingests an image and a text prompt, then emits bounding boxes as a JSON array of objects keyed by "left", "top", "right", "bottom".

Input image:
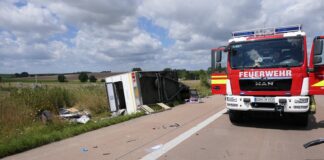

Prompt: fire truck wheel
[
  {"left": 295, "top": 112, "right": 309, "bottom": 127},
  {"left": 229, "top": 110, "right": 243, "bottom": 124}
]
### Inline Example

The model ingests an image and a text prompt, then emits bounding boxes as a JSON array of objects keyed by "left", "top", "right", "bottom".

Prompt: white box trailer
[
  {"left": 105, "top": 71, "right": 189, "bottom": 114},
  {"left": 105, "top": 72, "right": 143, "bottom": 114}
]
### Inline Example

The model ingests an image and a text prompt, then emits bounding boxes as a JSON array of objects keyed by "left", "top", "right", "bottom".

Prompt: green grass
[
  {"left": 0, "top": 82, "right": 147, "bottom": 158},
  {"left": 0, "top": 112, "right": 144, "bottom": 158},
  {"left": 148, "top": 104, "right": 164, "bottom": 111},
  {"left": 1, "top": 78, "right": 57, "bottom": 83},
  {"left": 181, "top": 80, "right": 211, "bottom": 97}
]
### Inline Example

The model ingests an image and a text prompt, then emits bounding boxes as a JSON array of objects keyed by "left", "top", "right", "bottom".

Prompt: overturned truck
[{"left": 105, "top": 71, "right": 189, "bottom": 114}]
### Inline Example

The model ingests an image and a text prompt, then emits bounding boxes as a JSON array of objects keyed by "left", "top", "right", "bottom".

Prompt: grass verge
[
  {"left": 181, "top": 80, "right": 211, "bottom": 97},
  {"left": 0, "top": 112, "right": 144, "bottom": 158}
]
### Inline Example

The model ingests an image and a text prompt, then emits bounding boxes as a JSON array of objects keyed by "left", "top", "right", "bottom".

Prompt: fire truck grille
[{"left": 239, "top": 79, "right": 292, "bottom": 91}]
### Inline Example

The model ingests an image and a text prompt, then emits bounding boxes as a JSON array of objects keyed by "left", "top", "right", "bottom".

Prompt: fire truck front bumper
[{"left": 225, "top": 95, "right": 309, "bottom": 113}]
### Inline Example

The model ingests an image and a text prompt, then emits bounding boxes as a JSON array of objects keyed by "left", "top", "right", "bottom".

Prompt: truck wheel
[
  {"left": 295, "top": 113, "right": 309, "bottom": 127},
  {"left": 229, "top": 110, "right": 243, "bottom": 124}
]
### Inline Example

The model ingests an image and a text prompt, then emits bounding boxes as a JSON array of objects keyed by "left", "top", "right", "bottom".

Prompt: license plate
[{"left": 255, "top": 97, "right": 275, "bottom": 103}]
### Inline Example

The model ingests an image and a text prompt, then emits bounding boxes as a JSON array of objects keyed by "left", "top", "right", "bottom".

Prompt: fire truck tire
[
  {"left": 295, "top": 112, "right": 309, "bottom": 127},
  {"left": 229, "top": 110, "right": 243, "bottom": 124}
]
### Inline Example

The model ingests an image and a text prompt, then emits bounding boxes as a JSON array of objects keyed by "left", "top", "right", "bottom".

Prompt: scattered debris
[
  {"left": 80, "top": 147, "right": 88, "bottom": 153},
  {"left": 93, "top": 146, "right": 98, "bottom": 148},
  {"left": 41, "top": 110, "right": 52, "bottom": 124},
  {"left": 151, "top": 144, "right": 163, "bottom": 151},
  {"left": 141, "top": 105, "right": 154, "bottom": 114},
  {"left": 196, "top": 133, "right": 199, "bottom": 136},
  {"left": 157, "top": 103, "right": 171, "bottom": 110},
  {"left": 76, "top": 115, "right": 90, "bottom": 124},
  {"left": 153, "top": 124, "right": 179, "bottom": 130},
  {"left": 103, "top": 153, "right": 110, "bottom": 156},
  {"left": 127, "top": 139, "right": 137, "bottom": 143},
  {"left": 200, "top": 147, "right": 206, "bottom": 150},
  {"left": 111, "top": 109, "right": 126, "bottom": 117},
  {"left": 169, "top": 123, "right": 180, "bottom": 128},
  {"left": 66, "top": 107, "right": 79, "bottom": 113},
  {"left": 59, "top": 107, "right": 91, "bottom": 123}
]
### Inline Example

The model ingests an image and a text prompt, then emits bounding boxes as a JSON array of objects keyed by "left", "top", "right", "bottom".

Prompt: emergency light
[{"left": 232, "top": 24, "right": 302, "bottom": 38}]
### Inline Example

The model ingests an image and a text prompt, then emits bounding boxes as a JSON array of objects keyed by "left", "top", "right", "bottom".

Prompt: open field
[{"left": 1, "top": 72, "right": 124, "bottom": 83}]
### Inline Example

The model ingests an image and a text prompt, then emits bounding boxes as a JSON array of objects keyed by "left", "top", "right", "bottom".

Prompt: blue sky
[
  {"left": 138, "top": 17, "right": 175, "bottom": 47},
  {"left": 0, "top": 0, "right": 323, "bottom": 73}
]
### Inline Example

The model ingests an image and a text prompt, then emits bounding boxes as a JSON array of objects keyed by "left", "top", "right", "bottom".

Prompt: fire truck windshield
[{"left": 229, "top": 37, "right": 304, "bottom": 69}]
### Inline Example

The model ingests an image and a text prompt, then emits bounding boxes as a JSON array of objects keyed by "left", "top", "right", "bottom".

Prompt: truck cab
[{"left": 211, "top": 25, "right": 324, "bottom": 126}]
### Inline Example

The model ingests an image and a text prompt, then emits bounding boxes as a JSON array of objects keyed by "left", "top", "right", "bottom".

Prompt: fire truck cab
[{"left": 211, "top": 25, "right": 324, "bottom": 126}]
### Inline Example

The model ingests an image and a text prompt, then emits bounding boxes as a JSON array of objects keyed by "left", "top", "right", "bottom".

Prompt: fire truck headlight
[
  {"left": 227, "top": 97, "right": 237, "bottom": 102},
  {"left": 294, "top": 98, "right": 309, "bottom": 103}
]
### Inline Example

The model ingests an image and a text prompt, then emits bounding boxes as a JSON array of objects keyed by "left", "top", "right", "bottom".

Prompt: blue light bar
[
  {"left": 275, "top": 26, "right": 301, "bottom": 33},
  {"left": 232, "top": 24, "right": 302, "bottom": 38},
  {"left": 232, "top": 31, "right": 255, "bottom": 37}
]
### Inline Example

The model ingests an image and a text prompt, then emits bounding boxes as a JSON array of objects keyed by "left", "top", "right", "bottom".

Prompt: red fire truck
[{"left": 211, "top": 25, "right": 324, "bottom": 126}]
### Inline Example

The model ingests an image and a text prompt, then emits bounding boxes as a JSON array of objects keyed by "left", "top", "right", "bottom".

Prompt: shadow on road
[{"left": 230, "top": 113, "right": 324, "bottom": 131}]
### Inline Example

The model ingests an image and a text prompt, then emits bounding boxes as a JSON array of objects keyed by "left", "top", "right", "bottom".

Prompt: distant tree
[
  {"left": 163, "top": 68, "right": 172, "bottom": 72},
  {"left": 200, "top": 74, "right": 210, "bottom": 88},
  {"left": 176, "top": 69, "right": 188, "bottom": 80},
  {"left": 78, "top": 72, "right": 89, "bottom": 82},
  {"left": 0, "top": 76, "right": 2, "bottom": 82},
  {"left": 89, "top": 75, "right": 97, "bottom": 82},
  {"left": 14, "top": 73, "right": 20, "bottom": 77},
  {"left": 100, "top": 79, "right": 105, "bottom": 82},
  {"left": 132, "top": 67, "right": 142, "bottom": 72},
  {"left": 207, "top": 67, "right": 212, "bottom": 75},
  {"left": 57, "top": 74, "right": 67, "bottom": 82},
  {"left": 21, "top": 72, "right": 29, "bottom": 77}
]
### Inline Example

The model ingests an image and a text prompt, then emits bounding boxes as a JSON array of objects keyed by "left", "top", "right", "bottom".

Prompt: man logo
[{"left": 255, "top": 81, "right": 274, "bottom": 87}]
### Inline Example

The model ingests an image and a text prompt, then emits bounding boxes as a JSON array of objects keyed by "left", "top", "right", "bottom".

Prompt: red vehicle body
[{"left": 211, "top": 25, "right": 324, "bottom": 126}]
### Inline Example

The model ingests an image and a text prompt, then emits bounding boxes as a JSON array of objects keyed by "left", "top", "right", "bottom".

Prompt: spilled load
[{"left": 105, "top": 71, "right": 189, "bottom": 114}]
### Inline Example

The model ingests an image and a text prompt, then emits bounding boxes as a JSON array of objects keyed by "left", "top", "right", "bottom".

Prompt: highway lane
[{"left": 158, "top": 96, "right": 324, "bottom": 160}]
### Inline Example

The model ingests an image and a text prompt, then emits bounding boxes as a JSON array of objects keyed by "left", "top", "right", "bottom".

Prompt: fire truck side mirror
[
  {"left": 314, "top": 39, "right": 323, "bottom": 55},
  {"left": 216, "top": 51, "right": 222, "bottom": 62},
  {"left": 313, "top": 39, "right": 324, "bottom": 66},
  {"left": 314, "top": 56, "right": 322, "bottom": 64},
  {"left": 216, "top": 63, "right": 221, "bottom": 69}
]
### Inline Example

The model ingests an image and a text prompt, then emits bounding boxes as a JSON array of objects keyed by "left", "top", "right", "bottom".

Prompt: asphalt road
[
  {"left": 3, "top": 95, "right": 324, "bottom": 160},
  {"left": 159, "top": 96, "right": 324, "bottom": 160}
]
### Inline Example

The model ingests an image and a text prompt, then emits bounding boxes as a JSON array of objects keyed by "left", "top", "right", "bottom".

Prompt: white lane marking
[{"left": 140, "top": 108, "right": 227, "bottom": 160}]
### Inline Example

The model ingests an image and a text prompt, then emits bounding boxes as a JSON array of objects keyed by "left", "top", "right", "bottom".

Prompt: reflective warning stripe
[
  {"left": 211, "top": 79, "right": 227, "bottom": 84},
  {"left": 211, "top": 75, "right": 227, "bottom": 79},
  {"left": 312, "top": 80, "right": 324, "bottom": 87}
]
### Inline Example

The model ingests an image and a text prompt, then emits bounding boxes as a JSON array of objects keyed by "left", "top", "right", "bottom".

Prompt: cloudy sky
[{"left": 0, "top": 0, "right": 323, "bottom": 73}]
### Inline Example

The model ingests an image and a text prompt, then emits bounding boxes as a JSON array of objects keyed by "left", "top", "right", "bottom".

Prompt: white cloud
[
  {"left": 0, "top": 1, "right": 66, "bottom": 39},
  {"left": 0, "top": 0, "right": 324, "bottom": 73}
]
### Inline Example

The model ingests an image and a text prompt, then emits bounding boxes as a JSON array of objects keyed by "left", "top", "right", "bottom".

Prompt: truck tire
[
  {"left": 295, "top": 113, "right": 309, "bottom": 127},
  {"left": 229, "top": 110, "right": 243, "bottom": 124}
]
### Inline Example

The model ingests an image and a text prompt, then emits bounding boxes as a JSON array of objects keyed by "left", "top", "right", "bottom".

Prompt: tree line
[{"left": 58, "top": 72, "right": 98, "bottom": 83}]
